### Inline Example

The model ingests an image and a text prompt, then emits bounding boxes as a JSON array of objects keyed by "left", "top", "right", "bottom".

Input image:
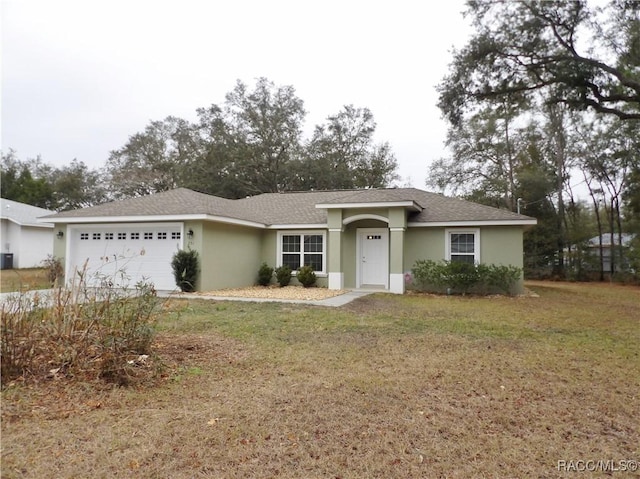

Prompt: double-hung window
[
  {"left": 278, "top": 232, "right": 325, "bottom": 273},
  {"left": 446, "top": 229, "right": 480, "bottom": 264}
]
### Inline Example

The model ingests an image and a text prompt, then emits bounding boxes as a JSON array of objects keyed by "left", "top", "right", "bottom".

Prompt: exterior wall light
[
  {"left": 57, "top": 231, "right": 64, "bottom": 239},
  {"left": 187, "top": 229, "right": 194, "bottom": 239}
]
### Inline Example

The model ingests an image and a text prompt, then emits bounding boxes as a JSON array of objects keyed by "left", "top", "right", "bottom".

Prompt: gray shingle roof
[
  {"left": 1, "top": 198, "right": 54, "bottom": 227},
  {"left": 237, "top": 190, "right": 357, "bottom": 225},
  {"left": 43, "top": 187, "right": 536, "bottom": 226},
  {"left": 41, "top": 188, "right": 245, "bottom": 221},
  {"left": 316, "top": 188, "right": 426, "bottom": 207},
  {"left": 404, "top": 189, "right": 533, "bottom": 223}
]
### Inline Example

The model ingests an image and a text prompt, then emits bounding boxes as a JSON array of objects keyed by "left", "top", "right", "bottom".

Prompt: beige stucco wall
[
  {"left": 196, "top": 222, "right": 263, "bottom": 290},
  {"left": 403, "top": 227, "right": 446, "bottom": 271},
  {"left": 261, "top": 230, "right": 277, "bottom": 266},
  {"left": 479, "top": 226, "right": 524, "bottom": 268},
  {"left": 53, "top": 223, "right": 68, "bottom": 265},
  {"left": 480, "top": 226, "right": 526, "bottom": 293},
  {"left": 343, "top": 208, "right": 388, "bottom": 222}
]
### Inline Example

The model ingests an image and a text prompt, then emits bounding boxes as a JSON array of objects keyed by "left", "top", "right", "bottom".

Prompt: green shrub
[
  {"left": 412, "top": 260, "right": 522, "bottom": 296},
  {"left": 171, "top": 249, "right": 199, "bottom": 292},
  {"left": 485, "top": 264, "right": 522, "bottom": 294},
  {"left": 275, "top": 265, "right": 292, "bottom": 287},
  {"left": 411, "top": 260, "right": 447, "bottom": 291},
  {"left": 297, "top": 265, "right": 317, "bottom": 288},
  {"left": 257, "top": 262, "right": 274, "bottom": 286},
  {"left": 445, "top": 261, "right": 480, "bottom": 295}
]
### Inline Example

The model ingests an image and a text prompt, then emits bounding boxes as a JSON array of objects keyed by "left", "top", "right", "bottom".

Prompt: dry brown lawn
[
  {"left": 0, "top": 268, "right": 50, "bottom": 293},
  {"left": 2, "top": 281, "right": 639, "bottom": 478}
]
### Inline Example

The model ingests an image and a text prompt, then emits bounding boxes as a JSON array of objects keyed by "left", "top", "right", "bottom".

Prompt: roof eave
[
  {"left": 41, "top": 214, "right": 266, "bottom": 229},
  {"left": 315, "top": 201, "right": 422, "bottom": 212},
  {"left": 266, "top": 223, "right": 327, "bottom": 230},
  {"left": 5, "top": 217, "right": 54, "bottom": 228},
  {"left": 408, "top": 219, "right": 538, "bottom": 227}
]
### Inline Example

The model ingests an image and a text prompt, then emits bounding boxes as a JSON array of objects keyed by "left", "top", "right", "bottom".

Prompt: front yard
[
  {"left": 2, "top": 281, "right": 639, "bottom": 478},
  {"left": 0, "top": 268, "right": 50, "bottom": 293}
]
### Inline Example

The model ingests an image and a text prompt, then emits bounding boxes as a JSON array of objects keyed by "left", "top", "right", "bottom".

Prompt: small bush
[
  {"left": 297, "top": 265, "right": 317, "bottom": 288},
  {"left": 412, "top": 260, "right": 522, "bottom": 295},
  {"left": 257, "top": 262, "right": 274, "bottom": 286},
  {"left": 171, "top": 249, "right": 199, "bottom": 292},
  {"left": 445, "top": 261, "right": 480, "bottom": 295},
  {"left": 485, "top": 264, "right": 522, "bottom": 294},
  {"left": 275, "top": 265, "right": 292, "bottom": 287},
  {"left": 41, "top": 255, "right": 64, "bottom": 286},
  {"left": 410, "top": 260, "right": 447, "bottom": 291}
]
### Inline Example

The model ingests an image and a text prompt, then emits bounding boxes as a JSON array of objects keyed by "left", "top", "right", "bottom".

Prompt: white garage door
[{"left": 68, "top": 223, "right": 183, "bottom": 291}]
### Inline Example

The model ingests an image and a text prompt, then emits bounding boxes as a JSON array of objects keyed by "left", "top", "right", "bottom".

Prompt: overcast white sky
[{"left": 1, "top": 0, "right": 472, "bottom": 189}]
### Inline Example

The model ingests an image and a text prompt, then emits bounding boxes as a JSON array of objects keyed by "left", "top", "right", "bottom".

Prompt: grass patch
[
  {"left": 0, "top": 268, "right": 50, "bottom": 293},
  {"left": 2, "top": 281, "right": 639, "bottom": 478}
]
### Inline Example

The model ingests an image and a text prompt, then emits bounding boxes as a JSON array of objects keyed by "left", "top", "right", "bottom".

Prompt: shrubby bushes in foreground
[
  {"left": 411, "top": 260, "right": 522, "bottom": 296},
  {"left": 1, "top": 268, "right": 162, "bottom": 387}
]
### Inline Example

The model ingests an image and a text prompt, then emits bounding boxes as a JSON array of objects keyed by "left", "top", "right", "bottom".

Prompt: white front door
[{"left": 357, "top": 228, "right": 389, "bottom": 288}]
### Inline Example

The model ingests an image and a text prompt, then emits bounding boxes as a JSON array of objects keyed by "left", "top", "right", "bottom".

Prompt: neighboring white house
[
  {"left": 0, "top": 198, "right": 55, "bottom": 269},
  {"left": 585, "top": 233, "right": 636, "bottom": 273}
]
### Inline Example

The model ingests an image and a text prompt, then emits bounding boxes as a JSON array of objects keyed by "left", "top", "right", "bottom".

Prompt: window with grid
[
  {"left": 157, "top": 232, "right": 167, "bottom": 239},
  {"left": 92, "top": 233, "right": 101, "bottom": 240},
  {"left": 171, "top": 232, "right": 181, "bottom": 240},
  {"left": 80, "top": 233, "right": 89, "bottom": 240},
  {"left": 448, "top": 231, "right": 478, "bottom": 264},
  {"left": 279, "top": 233, "right": 325, "bottom": 273},
  {"left": 117, "top": 232, "right": 126, "bottom": 240},
  {"left": 105, "top": 232, "right": 114, "bottom": 240},
  {"left": 130, "top": 232, "right": 140, "bottom": 240},
  {"left": 144, "top": 232, "right": 153, "bottom": 240}
]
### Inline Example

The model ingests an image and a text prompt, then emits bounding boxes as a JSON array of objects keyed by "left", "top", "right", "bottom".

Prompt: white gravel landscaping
[{"left": 186, "top": 285, "right": 348, "bottom": 301}]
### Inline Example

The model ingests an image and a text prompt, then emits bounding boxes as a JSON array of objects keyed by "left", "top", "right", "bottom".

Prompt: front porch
[{"left": 318, "top": 201, "right": 419, "bottom": 295}]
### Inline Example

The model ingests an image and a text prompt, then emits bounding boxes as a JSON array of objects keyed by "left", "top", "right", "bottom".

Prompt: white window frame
[
  {"left": 445, "top": 228, "right": 480, "bottom": 264},
  {"left": 277, "top": 230, "right": 327, "bottom": 275}
]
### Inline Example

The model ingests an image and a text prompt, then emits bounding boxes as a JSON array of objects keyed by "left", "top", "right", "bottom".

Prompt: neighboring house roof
[
  {"left": 41, "top": 187, "right": 537, "bottom": 227},
  {"left": 587, "top": 233, "right": 636, "bottom": 248},
  {"left": 0, "top": 198, "right": 54, "bottom": 228}
]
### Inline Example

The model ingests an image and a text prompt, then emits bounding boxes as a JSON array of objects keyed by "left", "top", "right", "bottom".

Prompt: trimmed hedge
[
  {"left": 297, "top": 265, "right": 317, "bottom": 288},
  {"left": 257, "top": 262, "right": 274, "bottom": 286},
  {"left": 411, "top": 260, "right": 522, "bottom": 295},
  {"left": 275, "top": 265, "right": 292, "bottom": 287}
]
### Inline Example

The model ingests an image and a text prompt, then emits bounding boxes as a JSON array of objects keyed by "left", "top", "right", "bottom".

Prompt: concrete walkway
[
  {"left": 0, "top": 288, "right": 374, "bottom": 309},
  {"left": 159, "top": 289, "right": 374, "bottom": 307},
  {"left": 0, "top": 288, "right": 57, "bottom": 309}
]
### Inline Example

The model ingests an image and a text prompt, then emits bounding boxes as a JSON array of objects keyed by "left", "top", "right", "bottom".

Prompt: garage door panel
[{"left": 69, "top": 224, "right": 183, "bottom": 291}]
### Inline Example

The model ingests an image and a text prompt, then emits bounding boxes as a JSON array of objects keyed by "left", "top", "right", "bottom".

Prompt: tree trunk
[
  {"left": 602, "top": 199, "right": 615, "bottom": 277},
  {"left": 614, "top": 196, "right": 624, "bottom": 272},
  {"left": 585, "top": 174, "right": 605, "bottom": 281},
  {"left": 548, "top": 106, "right": 566, "bottom": 277},
  {"left": 503, "top": 110, "right": 516, "bottom": 211}
]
